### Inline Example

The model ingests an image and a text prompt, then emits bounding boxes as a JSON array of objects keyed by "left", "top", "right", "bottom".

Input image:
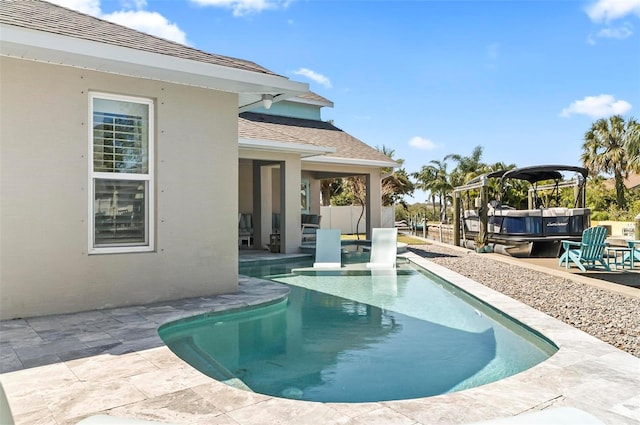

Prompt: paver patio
[{"left": 1, "top": 251, "right": 639, "bottom": 424}]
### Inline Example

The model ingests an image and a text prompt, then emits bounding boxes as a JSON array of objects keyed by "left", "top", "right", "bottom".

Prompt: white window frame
[{"left": 88, "top": 92, "right": 155, "bottom": 254}]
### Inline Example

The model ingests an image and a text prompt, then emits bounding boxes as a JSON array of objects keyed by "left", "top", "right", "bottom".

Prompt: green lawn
[{"left": 341, "top": 233, "right": 429, "bottom": 245}]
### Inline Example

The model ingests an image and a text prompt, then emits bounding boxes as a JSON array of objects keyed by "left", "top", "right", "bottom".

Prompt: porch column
[
  {"left": 366, "top": 170, "right": 383, "bottom": 240},
  {"left": 252, "top": 162, "right": 263, "bottom": 249},
  {"left": 259, "top": 165, "right": 273, "bottom": 249},
  {"left": 282, "top": 156, "right": 302, "bottom": 253}
]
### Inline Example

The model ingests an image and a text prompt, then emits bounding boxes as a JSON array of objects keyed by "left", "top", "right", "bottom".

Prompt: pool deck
[{"left": 1, "top": 251, "right": 639, "bottom": 424}]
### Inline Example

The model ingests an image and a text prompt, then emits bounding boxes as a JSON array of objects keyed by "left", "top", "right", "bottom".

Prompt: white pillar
[
  {"left": 282, "top": 155, "right": 302, "bottom": 253},
  {"left": 366, "top": 169, "right": 383, "bottom": 239},
  {"left": 260, "top": 165, "right": 273, "bottom": 249}
]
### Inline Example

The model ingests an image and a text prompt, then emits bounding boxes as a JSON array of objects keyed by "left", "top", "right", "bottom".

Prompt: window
[{"left": 89, "top": 93, "right": 154, "bottom": 253}]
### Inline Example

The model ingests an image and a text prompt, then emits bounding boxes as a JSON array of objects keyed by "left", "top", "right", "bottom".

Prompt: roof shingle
[
  {"left": 0, "top": 0, "right": 278, "bottom": 76},
  {"left": 239, "top": 112, "right": 397, "bottom": 165}
]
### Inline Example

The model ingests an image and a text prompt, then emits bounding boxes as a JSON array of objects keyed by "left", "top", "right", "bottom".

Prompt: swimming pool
[{"left": 159, "top": 259, "right": 557, "bottom": 403}]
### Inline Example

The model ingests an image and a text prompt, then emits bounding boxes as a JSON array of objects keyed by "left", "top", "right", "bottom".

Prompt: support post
[{"left": 453, "top": 193, "right": 460, "bottom": 247}]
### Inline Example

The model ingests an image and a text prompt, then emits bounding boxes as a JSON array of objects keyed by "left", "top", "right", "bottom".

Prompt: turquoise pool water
[{"left": 159, "top": 259, "right": 557, "bottom": 403}]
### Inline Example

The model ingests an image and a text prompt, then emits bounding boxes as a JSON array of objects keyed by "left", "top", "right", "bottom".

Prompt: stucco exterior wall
[{"left": 0, "top": 57, "right": 239, "bottom": 320}]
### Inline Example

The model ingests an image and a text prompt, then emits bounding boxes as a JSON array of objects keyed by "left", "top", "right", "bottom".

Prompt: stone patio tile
[
  {"left": 108, "top": 335, "right": 165, "bottom": 354},
  {"left": 611, "top": 394, "right": 640, "bottom": 422},
  {"left": 27, "top": 311, "right": 108, "bottom": 330},
  {"left": 66, "top": 352, "right": 158, "bottom": 382},
  {"left": 108, "top": 325, "right": 160, "bottom": 341},
  {"left": 327, "top": 401, "right": 385, "bottom": 418},
  {"left": 0, "top": 319, "right": 29, "bottom": 331},
  {"left": 12, "top": 408, "right": 57, "bottom": 425},
  {"left": 0, "top": 345, "right": 23, "bottom": 373},
  {"left": 48, "top": 379, "right": 148, "bottom": 423},
  {"left": 110, "top": 313, "right": 153, "bottom": 325},
  {"left": 136, "top": 346, "right": 185, "bottom": 369},
  {"left": 75, "top": 330, "right": 116, "bottom": 343},
  {"left": 16, "top": 337, "right": 84, "bottom": 357},
  {"left": 555, "top": 398, "right": 639, "bottom": 425},
  {"left": 190, "top": 382, "right": 271, "bottom": 413},
  {"left": 104, "top": 388, "right": 227, "bottom": 425},
  {"left": 1, "top": 329, "right": 44, "bottom": 349},
  {"left": 227, "top": 398, "right": 354, "bottom": 425},
  {"left": 57, "top": 342, "right": 124, "bottom": 362},
  {"left": 385, "top": 392, "right": 515, "bottom": 425},
  {"left": 350, "top": 406, "right": 416, "bottom": 425},
  {"left": 561, "top": 377, "right": 636, "bottom": 412},
  {"left": 20, "top": 353, "right": 62, "bottom": 369},
  {"left": 127, "top": 364, "right": 212, "bottom": 398}
]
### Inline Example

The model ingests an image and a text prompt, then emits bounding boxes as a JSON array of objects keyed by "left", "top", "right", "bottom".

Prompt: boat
[{"left": 454, "top": 165, "right": 590, "bottom": 258}]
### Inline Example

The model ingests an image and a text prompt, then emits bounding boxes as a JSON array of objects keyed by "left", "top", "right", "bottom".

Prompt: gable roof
[
  {"left": 0, "top": 0, "right": 273, "bottom": 75},
  {"left": 0, "top": 0, "right": 308, "bottom": 107},
  {"left": 603, "top": 173, "right": 640, "bottom": 190},
  {"left": 239, "top": 112, "right": 399, "bottom": 168}
]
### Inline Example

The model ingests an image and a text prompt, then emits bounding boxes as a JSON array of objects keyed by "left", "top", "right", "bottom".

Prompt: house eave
[
  {"left": 239, "top": 138, "right": 336, "bottom": 158},
  {"left": 0, "top": 23, "right": 309, "bottom": 109},
  {"left": 302, "top": 156, "right": 399, "bottom": 168}
]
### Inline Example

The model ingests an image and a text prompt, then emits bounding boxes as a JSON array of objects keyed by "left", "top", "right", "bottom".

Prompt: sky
[{"left": 52, "top": 0, "right": 640, "bottom": 202}]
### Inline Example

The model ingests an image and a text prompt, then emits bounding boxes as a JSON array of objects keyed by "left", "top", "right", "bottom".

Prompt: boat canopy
[{"left": 499, "top": 165, "right": 588, "bottom": 184}]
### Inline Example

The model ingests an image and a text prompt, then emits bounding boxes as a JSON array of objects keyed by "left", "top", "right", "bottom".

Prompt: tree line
[{"left": 324, "top": 115, "right": 640, "bottom": 222}]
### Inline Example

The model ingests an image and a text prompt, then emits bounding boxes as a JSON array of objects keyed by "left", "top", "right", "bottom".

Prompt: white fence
[{"left": 319, "top": 205, "right": 395, "bottom": 234}]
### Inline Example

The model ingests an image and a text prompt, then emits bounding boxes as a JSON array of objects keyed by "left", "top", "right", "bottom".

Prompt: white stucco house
[{"left": 0, "top": 0, "right": 397, "bottom": 320}]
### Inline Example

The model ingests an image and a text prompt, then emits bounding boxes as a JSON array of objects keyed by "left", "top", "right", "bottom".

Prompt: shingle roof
[
  {"left": 603, "top": 173, "right": 640, "bottom": 190},
  {"left": 239, "top": 112, "right": 397, "bottom": 165},
  {"left": 0, "top": 0, "right": 278, "bottom": 76}
]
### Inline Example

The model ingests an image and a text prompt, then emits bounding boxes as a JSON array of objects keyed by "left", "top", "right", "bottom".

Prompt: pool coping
[{"left": 1, "top": 254, "right": 639, "bottom": 424}]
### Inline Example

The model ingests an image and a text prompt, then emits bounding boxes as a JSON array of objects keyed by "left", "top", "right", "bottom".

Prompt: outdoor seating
[
  {"left": 558, "top": 226, "right": 610, "bottom": 272},
  {"left": 622, "top": 240, "right": 640, "bottom": 269},
  {"left": 238, "top": 213, "right": 253, "bottom": 247},
  {"left": 301, "top": 213, "right": 321, "bottom": 242},
  {"left": 366, "top": 227, "right": 398, "bottom": 269},
  {"left": 313, "top": 229, "right": 342, "bottom": 268}
]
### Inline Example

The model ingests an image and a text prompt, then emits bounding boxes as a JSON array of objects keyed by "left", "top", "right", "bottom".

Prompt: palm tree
[
  {"left": 413, "top": 159, "right": 452, "bottom": 222},
  {"left": 376, "top": 145, "right": 415, "bottom": 207},
  {"left": 581, "top": 115, "right": 640, "bottom": 209},
  {"left": 445, "top": 145, "right": 487, "bottom": 188}
]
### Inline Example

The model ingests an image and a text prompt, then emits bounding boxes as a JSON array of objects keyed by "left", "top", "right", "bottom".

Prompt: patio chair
[
  {"left": 313, "top": 229, "right": 342, "bottom": 268},
  {"left": 558, "top": 226, "right": 610, "bottom": 272},
  {"left": 301, "top": 214, "right": 321, "bottom": 242},
  {"left": 366, "top": 228, "right": 398, "bottom": 269},
  {"left": 238, "top": 213, "right": 253, "bottom": 247}
]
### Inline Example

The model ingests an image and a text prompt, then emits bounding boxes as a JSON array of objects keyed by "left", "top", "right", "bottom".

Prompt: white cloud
[
  {"left": 48, "top": 0, "right": 188, "bottom": 44},
  {"left": 102, "top": 10, "right": 188, "bottom": 44},
  {"left": 292, "top": 68, "right": 332, "bottom": 88},
  {"left": 48, "top": 0, "right": 101, "bottom": 15},
  {"left": 586, "top": 0, "right": 640, "bottom": 22},
  {"left": 409, "top": 136, "right": 438, "bottom": 150},
  {"left": 120, "top": 0, "right": 148, "bottom": 9},
  {"left": 190, "top": 0, "right": 289, "bottom": 17},
  {"left": 559, "top": 94, "right": 632, "bottom": 118},
  {"left": 596, "top": 24, "right": 634, "bottom": 39}
]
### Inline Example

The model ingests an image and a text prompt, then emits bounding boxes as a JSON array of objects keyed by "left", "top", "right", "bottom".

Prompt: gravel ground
[{"left": 408, "top": 244, "right": 640, "bottom": 358}]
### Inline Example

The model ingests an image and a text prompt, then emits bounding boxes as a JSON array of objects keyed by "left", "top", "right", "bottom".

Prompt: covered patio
[{"left": 237, "top": 96, "right": 398, "bottom": 254}]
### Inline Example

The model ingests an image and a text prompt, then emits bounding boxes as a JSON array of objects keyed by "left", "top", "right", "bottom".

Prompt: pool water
[{"left": 159, "top": 260, "right": 557, "bottom": 403}]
